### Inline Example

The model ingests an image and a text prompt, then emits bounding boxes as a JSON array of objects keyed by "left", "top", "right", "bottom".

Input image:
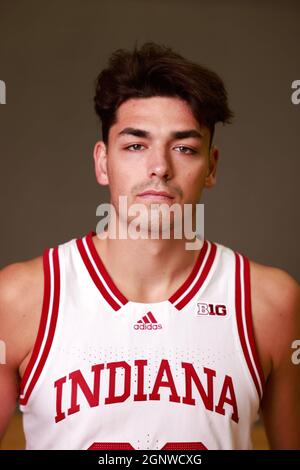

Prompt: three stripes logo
[{"left": 134, "top": 311, "right": 162, "bottom": 331}]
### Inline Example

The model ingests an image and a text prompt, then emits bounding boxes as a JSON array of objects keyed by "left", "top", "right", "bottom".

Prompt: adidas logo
[{"left": 134, "top": 311, "right": 162, "bottom": 330}]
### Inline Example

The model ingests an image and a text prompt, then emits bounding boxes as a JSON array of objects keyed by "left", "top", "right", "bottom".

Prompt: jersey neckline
[{"left": 76, "top": 230, "right": 217, "bottom": 311}]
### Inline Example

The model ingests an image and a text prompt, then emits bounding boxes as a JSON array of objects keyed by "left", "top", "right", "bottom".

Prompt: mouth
[{"left": 137, "top": 190, "right": 175, "bottom": 201}]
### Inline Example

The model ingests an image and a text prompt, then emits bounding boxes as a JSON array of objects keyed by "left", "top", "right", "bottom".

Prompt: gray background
[{"left": 0, "top": 0, "right": 299, "bottom": 281}]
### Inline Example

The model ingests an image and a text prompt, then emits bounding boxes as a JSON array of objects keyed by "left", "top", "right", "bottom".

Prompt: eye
[
  {"left": 125, "top": 143, "right": 145, "bottom": 151},
  {"left": 174, "top": 146, "right": 197, "bottom": 155}
]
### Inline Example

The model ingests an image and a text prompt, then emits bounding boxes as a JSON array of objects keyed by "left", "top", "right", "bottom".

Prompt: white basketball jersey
[{"left": 19, "top": 230, "right": 265, "bottom": 450}]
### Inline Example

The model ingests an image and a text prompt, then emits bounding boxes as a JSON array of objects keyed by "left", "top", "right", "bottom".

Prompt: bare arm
[
  {"left": 0, "top": 259, "right": 43, "bottom": 443},
  {"left": 0, "top": 357, "right": 19, "bottom": 441},
  {"left": 255, "top": 268, "right": 300, "bottom": 449}
]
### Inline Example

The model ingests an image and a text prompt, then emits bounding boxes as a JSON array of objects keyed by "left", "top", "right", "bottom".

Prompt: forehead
[{"left": 111, "top": 96, "right": 208, "bottom": 138}]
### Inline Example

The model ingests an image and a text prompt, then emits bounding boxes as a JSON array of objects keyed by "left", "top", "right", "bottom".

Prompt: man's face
[{"left": 94, "top": 96, "right": 218, "bottom": 230}]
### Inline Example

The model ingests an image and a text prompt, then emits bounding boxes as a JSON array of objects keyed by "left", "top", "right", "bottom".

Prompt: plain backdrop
[{"left": 0, "top": 0, "right": 299, "bottom": 281}]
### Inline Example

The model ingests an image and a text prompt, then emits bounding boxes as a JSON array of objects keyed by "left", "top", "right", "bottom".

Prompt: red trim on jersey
[
  {"left": 79, "top": 231, "right": 212, "bottom": 311},
  {"left": 88, "top": 442, "right": 135, "bottom": 450},
  {"left": 88, "top": 442, "right": 207, "bottom": 450},
  {"left": 162, "top": 442, "right": 208, "bottom": 450},
  {"left": 19, "top": 248, "right": 51, "bottom": 399},
  {"left": 172, "top": 242, "right": 217, "bottom": 311},
  {"left": 20, "top": 247, "right": 61, "bottom": 405},
  {"left": 242, "top": 254, "right": 266, "bottom": 392},
  {"left": 86, "top": 231, "right": 128, "bottom": 305},
  {"left": 76, "top": 236, "right": 127, "bottom": 311},
  {"left": 235, "top": 253, "right": 264, "bottom": 400},
  {"left": 168, "top": 240, "right": 209, "bottom": 305}
]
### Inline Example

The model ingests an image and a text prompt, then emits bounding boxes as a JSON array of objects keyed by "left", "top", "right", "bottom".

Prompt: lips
[{"left": 137, "top": 190, "right": 175, "bottom": 199}]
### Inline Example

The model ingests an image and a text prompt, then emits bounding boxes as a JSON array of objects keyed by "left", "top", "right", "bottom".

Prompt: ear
[
  {"left": 93, "top": 141, "right": 109, "bottom": 185},
  {"left": 205, "top": 145, "right": 219, "bottom": 189}
]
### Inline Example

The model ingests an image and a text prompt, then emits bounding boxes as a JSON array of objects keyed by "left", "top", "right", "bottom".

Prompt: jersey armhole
[
  {"left": 234, "top": 252, "right": 266, "bottom": 401},
  {"left": 19, "top": 246, "right": 61, "bottom": 406}
]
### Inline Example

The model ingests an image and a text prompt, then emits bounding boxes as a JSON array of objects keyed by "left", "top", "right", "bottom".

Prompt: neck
[{"left": 93, "top": 224, "right": 203, "bottom": 303}]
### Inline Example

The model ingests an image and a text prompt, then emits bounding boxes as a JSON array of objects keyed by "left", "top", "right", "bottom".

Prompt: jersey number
[{"left": 88, "top": 442, "right": 207, "bottom": 450}]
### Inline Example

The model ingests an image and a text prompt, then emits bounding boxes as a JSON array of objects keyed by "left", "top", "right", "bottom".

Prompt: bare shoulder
[
  {"left": 0, "top": 256, "right": 44, "bottom": 371},
  {"left": 249, "top": 260, "right": 300, "bottom": 376},
  {"left": 250, "top": 260, "right": 299, "bottom": 300},
  {"left": 250, "top": 261, "right": 299, "bottom": 325}
]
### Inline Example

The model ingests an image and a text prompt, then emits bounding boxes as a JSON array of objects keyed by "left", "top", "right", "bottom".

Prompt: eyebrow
[{"left": 117, "top": 127, "right": 203, "bottom": 140}]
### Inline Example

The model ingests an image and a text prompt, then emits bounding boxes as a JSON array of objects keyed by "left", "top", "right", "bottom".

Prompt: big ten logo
[
  {"left": 0, "top": 80, "right": 6, "bottom": 104},
  {"left": 197, "top": 302, "right": 227, "bottom": 316},
  {"left": 291, "top": 339, "right": 300, "bottom": 365},
  {"left": 291, "top": 80, "right": 300, "bottom": 105},
  {"left": 0, "top": 340, "right": 6, "bottom": 364}
]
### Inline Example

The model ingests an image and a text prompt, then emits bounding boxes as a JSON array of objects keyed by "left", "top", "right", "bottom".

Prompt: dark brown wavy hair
[{"left": 94, "top": 42, "right": 234, "bottom": 146}]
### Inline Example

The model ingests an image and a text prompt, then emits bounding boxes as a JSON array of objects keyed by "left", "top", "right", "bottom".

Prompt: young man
[{"left": 0, "top": 43, "right": 299, "bottom": 450}]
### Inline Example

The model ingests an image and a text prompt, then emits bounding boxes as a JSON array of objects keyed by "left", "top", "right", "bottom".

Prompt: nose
[{"left": 147, "top": 147, "right": 173, "bottom": 181}]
